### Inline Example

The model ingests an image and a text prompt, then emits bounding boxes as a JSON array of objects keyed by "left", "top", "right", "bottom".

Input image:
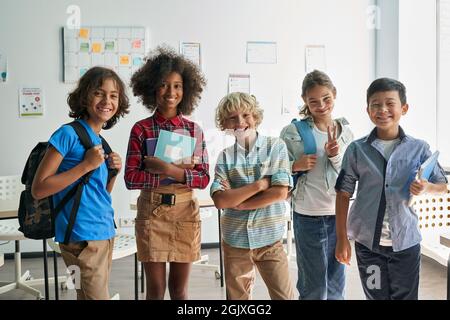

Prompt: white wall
[
  {"left": 398, "top": 0, "right": 438, "bottom": 149},
  {"left": 0, "top": 0, "right": 375, "bottom": 253},
  {"left": 376, "top": 0, "right": 399, "bottom": 78}
]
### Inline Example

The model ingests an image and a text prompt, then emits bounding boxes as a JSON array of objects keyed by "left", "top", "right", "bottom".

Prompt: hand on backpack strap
[
  {"left": 106, "top": 152, "right": 122, "bottom": 173},
  {"left": 293, "top": 154, "right": 317, "bottom": 172},
  {"left": 83, "top": 145, "right": 105, "bottom": 171}
]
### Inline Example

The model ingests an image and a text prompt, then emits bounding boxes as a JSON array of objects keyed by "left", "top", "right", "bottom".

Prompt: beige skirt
[{"left": 135, "top": 184, "right": 201, "bottom": 263}]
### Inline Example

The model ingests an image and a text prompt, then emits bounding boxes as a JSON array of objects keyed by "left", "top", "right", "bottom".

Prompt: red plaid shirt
[{"left": 124, "top": 111, "right": 210, "bottom": 190}]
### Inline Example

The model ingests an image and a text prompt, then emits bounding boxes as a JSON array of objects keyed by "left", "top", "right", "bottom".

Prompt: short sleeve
[{"left": 48, "top": 125, "right": 77, "bottom": 157}]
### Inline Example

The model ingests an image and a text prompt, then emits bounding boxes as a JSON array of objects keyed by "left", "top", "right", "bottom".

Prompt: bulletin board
[{"left": 62, "top": 26, "right": 148, "bottom": 83}]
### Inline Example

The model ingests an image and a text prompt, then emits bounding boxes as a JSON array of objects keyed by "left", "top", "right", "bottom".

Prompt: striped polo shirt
[{"left": 210, "top": 134, "right": 292, "bottom": 249}]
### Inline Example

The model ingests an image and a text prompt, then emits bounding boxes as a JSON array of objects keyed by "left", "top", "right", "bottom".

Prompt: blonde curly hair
[{"left": 215, "top": 92, "right": 264, "bottom": 131}]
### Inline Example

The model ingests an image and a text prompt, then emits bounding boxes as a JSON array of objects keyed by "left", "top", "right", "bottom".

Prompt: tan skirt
[{"left": 135, "top": 184, "right": 201, "bottom": 262}]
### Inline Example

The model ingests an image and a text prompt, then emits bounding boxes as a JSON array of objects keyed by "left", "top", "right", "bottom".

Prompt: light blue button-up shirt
[
  {"left": 210, "top": 134, "right": 292, "bottom": 249},
  {"left": 335, "top": 127, "right": 448, "bottom": 252}
]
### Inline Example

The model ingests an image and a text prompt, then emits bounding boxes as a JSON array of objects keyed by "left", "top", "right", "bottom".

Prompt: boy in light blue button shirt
[
  {"left": 335, "top": 78, "right": 448, "bottom": 300},
  {"left": 210, "top": 92, "right": 294, "bottom": 300}
]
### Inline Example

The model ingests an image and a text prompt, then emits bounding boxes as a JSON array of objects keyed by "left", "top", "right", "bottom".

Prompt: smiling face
[
  {"left": 156, "top": 72, "right": 183, "bottom": 117},
  {"left": 86, "top": 78, "right": 119, "bottom": 128},
  {"left": 303, "top": 85, "right": 336, "bottom": 120},
  {"left": 224, "top": 109, "right": 257, "bottom": 141},
  {"left": 367, "top": 90, "right": 408, "bottom": 137}
]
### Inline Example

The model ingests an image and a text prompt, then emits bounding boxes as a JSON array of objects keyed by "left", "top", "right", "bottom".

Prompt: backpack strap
[
  {"left": 68, "top": 121, "right": 118, "bottom": 181},
  {"left": 99, "top": 135, "right": 118, "bottom": 181},
  {"left": 58, "top": 122, "right": 95, "bottom": 244},
  {"left": 292, "top": 119, "right": 316, "bottom": 155},
  {"left": 290, "top": 119, "right": 317, "bottom": 189}
]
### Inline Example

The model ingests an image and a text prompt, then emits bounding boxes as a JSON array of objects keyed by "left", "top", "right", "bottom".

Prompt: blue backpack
[{"left": 291, "top": 119, "right": 317, "bottom": 189}]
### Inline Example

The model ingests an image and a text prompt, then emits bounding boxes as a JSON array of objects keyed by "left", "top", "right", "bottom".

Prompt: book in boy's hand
[
  {"left": 154, "top": 129, "right": 197, "bottom": 164},
  {"left": 408, "top": 150, "right": 440, "bottom": 207}
]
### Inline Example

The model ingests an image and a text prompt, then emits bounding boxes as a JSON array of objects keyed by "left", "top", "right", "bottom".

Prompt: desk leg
[
  {"left": 141, "top": 262, "right": 145, "bottom": 293},
  {"left": 218, "top": 209, "right": 224, "bottom": 288},
  {"left": 134, "top": 253, "right": 138, "bottom": 300},
  {"left": 42, "top": 239, "right": 49, "bottom": 300},
  {"left": 53, "top": 250, "right": 59, "bottom": 300}
]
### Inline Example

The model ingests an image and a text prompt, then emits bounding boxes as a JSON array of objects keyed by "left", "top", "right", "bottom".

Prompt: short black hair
[{"left": 366, "top": 78, "right": 407, "bottom": 106}]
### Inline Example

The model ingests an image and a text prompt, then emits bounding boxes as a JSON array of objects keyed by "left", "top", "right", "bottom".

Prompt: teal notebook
[
  {"left": 408, "top": 150, "right": 440, "bottom": 206},
  {"left": 154, "top": 129, "right": 197, "bottom": 163}
]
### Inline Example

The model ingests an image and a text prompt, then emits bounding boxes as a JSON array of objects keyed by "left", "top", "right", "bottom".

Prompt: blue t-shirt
[{"left": 48, "top": 119, "right": 115, "bottom": 242}]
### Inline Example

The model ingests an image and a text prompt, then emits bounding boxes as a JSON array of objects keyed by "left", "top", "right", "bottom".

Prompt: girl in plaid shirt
[{"left": 125, "top": 46, "right": 209, "bottom": 300}]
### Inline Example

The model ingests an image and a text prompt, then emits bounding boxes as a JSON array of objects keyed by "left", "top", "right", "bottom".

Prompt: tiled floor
[{"left": 0, "top": 242, "right": 447, "bottom": 300}]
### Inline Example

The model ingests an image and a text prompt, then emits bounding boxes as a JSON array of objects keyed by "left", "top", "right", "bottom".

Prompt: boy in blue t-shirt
[
  {"left": 335, "top": 78, "right": 448, "bottom": 300},
  {"left": 32, "top": 67, "right": 130, "bottom": 299}
]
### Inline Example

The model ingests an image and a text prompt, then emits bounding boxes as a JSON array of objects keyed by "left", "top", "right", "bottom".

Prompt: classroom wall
[
  {"left": 398, "top": 0, "right": 437, "bottom": 150},
  {"left": 0, "top": 0, "right": 376, "bottom": 253}
]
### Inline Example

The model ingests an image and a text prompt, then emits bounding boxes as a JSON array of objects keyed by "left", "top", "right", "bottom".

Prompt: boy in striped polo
[{"left": 210, "top": 92, "right": 294, "bottom": 300}]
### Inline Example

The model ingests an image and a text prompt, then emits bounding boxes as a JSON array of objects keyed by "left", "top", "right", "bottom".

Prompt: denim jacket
[{"left": 280, "top": 117, "right": 354, "bottom": 199}]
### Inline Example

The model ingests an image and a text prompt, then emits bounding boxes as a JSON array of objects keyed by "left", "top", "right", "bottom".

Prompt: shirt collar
[
  {"left": 235, "top": 132, "right": 263, "bottom": 153},
  {"left": 154, "top": 110, "right": 183, "bottom": 126},
  {"left": 366, "top": 126, "right": 407, "bottom": 144}
]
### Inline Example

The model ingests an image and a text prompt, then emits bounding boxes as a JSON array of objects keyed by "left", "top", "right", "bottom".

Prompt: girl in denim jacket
[{"left": 280, "top": 70, "right": 353, "bottom": 300}]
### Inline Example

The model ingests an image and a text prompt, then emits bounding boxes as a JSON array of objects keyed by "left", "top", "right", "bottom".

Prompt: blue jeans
[{"left": 293, "top": 212, "right": 346, "bottom": 300}]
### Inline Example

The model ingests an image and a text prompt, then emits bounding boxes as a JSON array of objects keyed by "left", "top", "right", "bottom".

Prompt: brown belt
[{"left": 149, "top": 192, "right": 193, "bottom": 206}]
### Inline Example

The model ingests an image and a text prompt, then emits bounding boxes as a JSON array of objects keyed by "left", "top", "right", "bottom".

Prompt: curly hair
[
  {"left": 299, "top": 69, "right": 336, "bottom": 119},
  {"left": 67, "top": 66, "right": 130, "bottom": 129},
  {"left": 215, "top": 92, "right": 264, "bottom": 131},
  {"left": 130, "top": 45, "right": 206, "bottom": 115}
]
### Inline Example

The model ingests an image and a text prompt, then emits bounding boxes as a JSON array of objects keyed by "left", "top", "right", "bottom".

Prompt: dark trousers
[{"left": 355, "top": 241, "right": 420, "bottom": 300}]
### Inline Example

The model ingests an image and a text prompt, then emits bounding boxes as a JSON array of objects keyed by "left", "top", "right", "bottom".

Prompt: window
[{"left": 437, "top": 0, "right": 450, "bottom": 169}]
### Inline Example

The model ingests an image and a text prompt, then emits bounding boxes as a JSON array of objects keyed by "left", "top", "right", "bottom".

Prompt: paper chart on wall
[
  {"left": 228, "top": 74, "right": 250, "bottom": 94},
  {"left": 246, "top": 41, "right": 277, "bottom": 64},
  {"left": 63, "top": 26, "right": 147, "bottom": 83},
  {"left": 19, "top": 86, "right": 44, "bottom": 117},
  {"left": 180, "top": 42, "right": 201, "bottom": 68},
  {"left": 305, "top": 45, "right": 326, "bottom": 72}
]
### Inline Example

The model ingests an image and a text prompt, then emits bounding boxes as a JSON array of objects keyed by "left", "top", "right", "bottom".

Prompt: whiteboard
[{"left": 62, "top": 26, "right": 148, "bottom": 83}]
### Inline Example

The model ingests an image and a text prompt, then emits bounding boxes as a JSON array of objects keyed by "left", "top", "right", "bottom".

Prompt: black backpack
[{"left": 18, "top": 121, "right": 118, "bottom": 244}]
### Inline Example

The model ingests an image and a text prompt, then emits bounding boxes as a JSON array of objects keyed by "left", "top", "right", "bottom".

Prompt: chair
[
  {"left": 411, "top": 187, "right": 450, "bottom": 299},
  {"left": 0, "top": 175, "right": 43, "bottom": 299},
  {"left": 46, "top": 233, "right": 138, "bottom": 300}
]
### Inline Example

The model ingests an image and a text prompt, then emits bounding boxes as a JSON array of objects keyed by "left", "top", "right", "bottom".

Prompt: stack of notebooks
[{"left": 146, "top": 130, "right": 197, "bottom": 185}]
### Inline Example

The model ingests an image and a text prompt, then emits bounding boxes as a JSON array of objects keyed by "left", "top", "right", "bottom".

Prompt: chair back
[{"left": 0, "top": 175, "right": 23, "bottom": 212}]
